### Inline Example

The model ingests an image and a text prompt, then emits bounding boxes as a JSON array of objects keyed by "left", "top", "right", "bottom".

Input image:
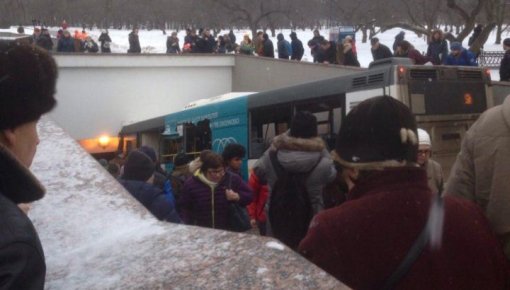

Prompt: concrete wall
[
  {"left": 232, "top": 55, "right": 362, "bottom": 92},
  {"left": 51, "top": 54, "right": 235, "bottom": 140},
  {"left": 50, "top": 54, "right": 360, "bottom": 142}
]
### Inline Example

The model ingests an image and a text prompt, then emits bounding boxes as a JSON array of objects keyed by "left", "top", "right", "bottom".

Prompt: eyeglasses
[
  {"left": 418, "top": 149, "right": 430, "bottom": 155},
  {"left": 207, "top": 168, "right": 225, "bottom": 176}
]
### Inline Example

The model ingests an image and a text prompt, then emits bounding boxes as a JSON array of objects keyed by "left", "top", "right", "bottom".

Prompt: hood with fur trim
[
  {"left": 271, "top": 132, "right": 326, "bottom": 173},
  {"left": 0, "top": 143, "right": 45, "bottom": 203}
]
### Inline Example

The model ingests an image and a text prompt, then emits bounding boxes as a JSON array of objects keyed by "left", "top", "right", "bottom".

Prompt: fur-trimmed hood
[
  {"left": 271, "top": 132, "right": 327, "bottom": 173},
  {"left": 0, "top": 143, "right": 45, "bottom": 203},
  {"left": 272, "top": 132, "right": 325, "bottom": 152}
]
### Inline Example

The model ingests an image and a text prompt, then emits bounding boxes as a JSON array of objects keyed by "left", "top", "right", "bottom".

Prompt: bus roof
[
  {"left": 184, "top": 92, "right": 256, "bottom": 110},
  {"left": 247, "top": 66, "right": 392, "bottom": 110}
]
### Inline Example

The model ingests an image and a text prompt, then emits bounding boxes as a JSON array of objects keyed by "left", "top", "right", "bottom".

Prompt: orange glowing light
[
  {"left": 98, "top": 135, "right": 111, "bottom": 149},
  {"left": 464, "top": 93, "right": 474, "bottom": 105}
]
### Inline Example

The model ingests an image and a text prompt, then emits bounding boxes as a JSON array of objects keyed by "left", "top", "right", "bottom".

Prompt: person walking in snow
[
  {"left": 290, "top": 32, "right": 304, "bottom": 61},
  {"left": 277, "top": 33, "right": 291, "bottom": 60},
  {"left": 128, "top": 27, "right": 141, "bottom": 53},
  {"left": 166, "top": 31, "right": 181, "bottom": 54},
  {"left": 262, "top": 33, "right": 275, "bottom": 58},
  {"left": 98, "top": 30, "right": 112, "bottom": 53}
]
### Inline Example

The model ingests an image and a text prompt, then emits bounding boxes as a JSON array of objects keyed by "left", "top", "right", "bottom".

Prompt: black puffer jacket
[{"left": 0, "top": 144, "right": 46, "bottom": 290}]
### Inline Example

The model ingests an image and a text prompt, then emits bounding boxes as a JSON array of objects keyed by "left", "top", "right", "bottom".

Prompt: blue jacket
[
  {"left": 277, "top": 39, "right": 291, "bottom": 59},
  {"left": 120, "top": 179, "right": 181, "bottom": 223},
  {"left": 57, "top": 37, "right": 75, "bottom": 52},
  {"left": 445, "top": 49, "right": 478, "bottom": 66}
]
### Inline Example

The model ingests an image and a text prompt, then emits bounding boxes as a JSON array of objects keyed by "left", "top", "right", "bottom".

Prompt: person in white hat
[{"left": 417, "top": 128, "right": 444, "bottom": 194}]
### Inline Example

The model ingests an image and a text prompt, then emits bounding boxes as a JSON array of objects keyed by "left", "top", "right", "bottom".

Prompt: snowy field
[{"left": 2, "top": 26, "right": 508, "bottom": 79}]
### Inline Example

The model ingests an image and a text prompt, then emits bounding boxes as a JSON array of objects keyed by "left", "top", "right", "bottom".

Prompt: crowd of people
[
  {"left": 4, "top": 31, "right": 510, "bottom": 289},
  {"left": 19, "top": 21, "right": 510, "bottom": 80}
]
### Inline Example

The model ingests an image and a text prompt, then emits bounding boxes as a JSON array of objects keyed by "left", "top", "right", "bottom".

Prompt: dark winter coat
[
  {"left": 371, "top": 43, "right": 393, "bottom": 61},
  {"left": 0, "top": 144, "right": 46, "bottom": 289},
  {"left": 317, "top": 41, "right": 337, "bottom": 64},
  {"left": 291, "top": 38, "right": 304, "bottom": 60},
  {"left": 445, "top": 49, "right": 478, "bottom": 66},
  {"left": 342, "top": 43, "right": 360, "bottom": 67},
  {"left": 128, "top": 32, "right": 141, "bottom": 53},
  {"left": 393, "top": 31, "right": 405, "bottom": 54},
  {"left": 277, "top": 38, "right": 291, "bottom": 59},
  {"left": 179, "top": 171, "right": 252, "bottom": 230},
  {"left": 57, "top": 36, "right": 75, "bottom": 52},
  {"left": 299, "top": 168, "right": 510, "bottom": 290},
  {"left": 184, "top": 34, "right": 196, "bottom": 52},
  {"left": 228, "top": 31, "right": 236, "bottom": 44},
  {"left": 166, "top": 36, "right": 181, "bottom": 53},
  {"left": 98, "top": 33, "right": 112, "bottom": 53},
  {"left": 263, "top": 38, "right": 275, "bottom": 58},
  {"left": 196, "top": 35, "right": 216, "bottom": 53},
  {"left": 408, "top": 48, "right": 429, "bottom": 65},
  {"left": 427, "top": 39, "right": 448, "bottom": 65},
  {"left": 36, "top": 34, "right": 53, "bottom": 51},
  {"left": 119, "top": 179, "right": 181, "bottom": 223},
  {"left": 468, "top": 25, "right": 483, "bottom": 47},
  {"left": 500, "top": 50, "right": 510, "bottom": 81},
  {"left": 309, "top": 35, "right": 325, "bottom": 62}
]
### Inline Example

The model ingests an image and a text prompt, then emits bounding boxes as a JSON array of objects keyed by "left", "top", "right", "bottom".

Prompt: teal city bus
[{"left": 144, "top": 58, "right": 493, "bottom": 178}]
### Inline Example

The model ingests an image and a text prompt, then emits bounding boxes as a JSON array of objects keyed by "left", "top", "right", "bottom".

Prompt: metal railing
[{"left": 479, "top": 50, "right": 505, "bottom": 68}]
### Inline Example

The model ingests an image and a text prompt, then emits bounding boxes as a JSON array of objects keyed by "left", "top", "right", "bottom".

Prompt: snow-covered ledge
[{"left": 29, "top": 117, "right": 349, "bottom": 289}]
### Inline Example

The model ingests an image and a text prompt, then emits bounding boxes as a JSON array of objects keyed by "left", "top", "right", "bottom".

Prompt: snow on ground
[{"left": 2, "top": 25, "right": 508, "bottom": 79}]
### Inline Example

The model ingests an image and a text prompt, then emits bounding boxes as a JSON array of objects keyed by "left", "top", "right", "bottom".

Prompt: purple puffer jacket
[{"left": 179, "top": 172, "right": 253, "bottom": 230}]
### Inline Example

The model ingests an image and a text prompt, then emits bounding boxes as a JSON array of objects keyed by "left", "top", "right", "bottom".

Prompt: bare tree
[{"left": 211, "top": 0, "right": 292, "bottom": 39}]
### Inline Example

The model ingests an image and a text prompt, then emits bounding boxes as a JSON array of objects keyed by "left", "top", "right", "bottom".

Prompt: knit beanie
[
  {"left": 122, "top": 150, "right": 155, "bottom": 182},
  {"left": 290, "top": 111, "right": 318, "bottom": 139},
  {"left": 417, "top": 128, "right": 431, "bottom": 147},
  {"left": 450, "top": 42, "right": 462, "bottom": 51},
  {"left": 336, "top": 96, "right": 418, "bottom": 169},
  {"left": 504, "top": 38, "right": 510, "bottom": 47},
  {"left": 0, "top": 43, "right": 57, "bottom": 130}
]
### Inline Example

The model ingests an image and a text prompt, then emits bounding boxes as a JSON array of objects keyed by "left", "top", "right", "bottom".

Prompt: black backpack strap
[
  {"left": 381, "top": 196, "right": 444, "bottom": 290},
  {"left": 269, "top": 150, "right": 284, "bottom": 179}
]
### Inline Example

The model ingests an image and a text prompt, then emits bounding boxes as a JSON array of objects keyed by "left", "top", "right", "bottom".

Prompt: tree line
[{"left": 1, "top": 0, "right": 509, "bottom": 52}]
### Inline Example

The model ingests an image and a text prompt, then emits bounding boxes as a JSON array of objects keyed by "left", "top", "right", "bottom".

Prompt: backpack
[{"left": 268, "top": 150, "right": 321, "bottom": 249}]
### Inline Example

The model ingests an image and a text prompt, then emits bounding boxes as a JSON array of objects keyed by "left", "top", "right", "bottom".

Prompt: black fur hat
[
  {"left": 122, "top": 150, "right": 155, "bottom": 182},
  {"left": 336, "top": 96, "right": 418, "bottom": 169},
  {"left": 0, "top": 43, "right": 57, "bottom": 130},
  {"left": 290, "top": 111, "right": 318, "bottom": 139}
]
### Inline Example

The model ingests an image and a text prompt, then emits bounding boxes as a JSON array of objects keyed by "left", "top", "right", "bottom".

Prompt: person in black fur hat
[
  {"left": 119, "top": 150, "right": 181, "bottom": 223},
  {"left": 0, "top": 43, "right": 58, "bottom": 289},
  {"left": 299, "top": 96, "right": 510, "bottom": 290}
]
